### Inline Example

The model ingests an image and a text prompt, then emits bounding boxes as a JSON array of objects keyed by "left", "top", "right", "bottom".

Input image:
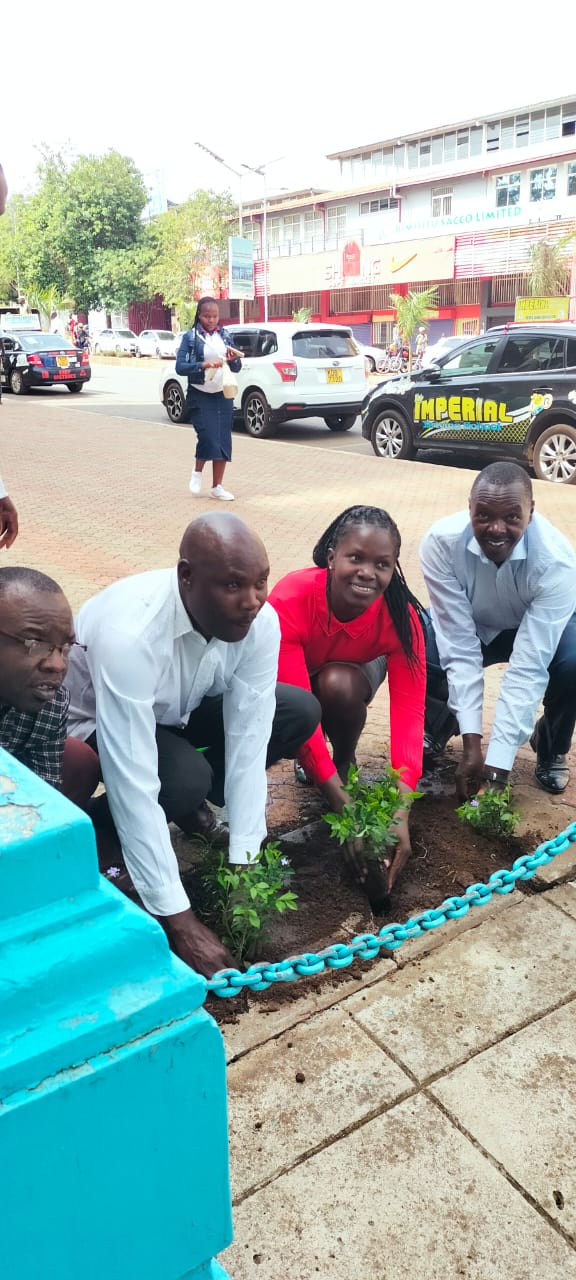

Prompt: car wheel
[
  {"left": 370, "top": 409, "right": 416, "bottom": 460},
  {"left": 94, "top": 343, "right": 101, "bottom": 354},
  {"left": 67, "top": 382, "right": 84, "bottom": 393},
  {"left": 163, "top": 380, "right": 187, "bottom": 424},
  {"left": 324, "top": 413, "right": 357, "bottom": 432},
  {"left": 9, "top": 368, "right": 26, "bottom": 395},
  {"left": 155, "top": 346, "right": 161, "bottom": 357},
  {"left": 243, "top": 390, "right": 276, "bottom": 438},
  {"left": 533, "top": 424, "right": 576, "bottom": 484},
  {"left": 115, "top": 344, "right": 123, "bottom": 356},
  {"left": 135, "top": 347, "right": 142, "bottom": 358}
]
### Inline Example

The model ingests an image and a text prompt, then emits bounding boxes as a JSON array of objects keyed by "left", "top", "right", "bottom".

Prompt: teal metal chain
[{"left": 206, "top": 822, "right": 576, "bottom": 998}]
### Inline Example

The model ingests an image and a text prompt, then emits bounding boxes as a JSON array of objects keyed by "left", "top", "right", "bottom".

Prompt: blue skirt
[{"left": 185, "top": 387, "right": 233, "bottom": 461}]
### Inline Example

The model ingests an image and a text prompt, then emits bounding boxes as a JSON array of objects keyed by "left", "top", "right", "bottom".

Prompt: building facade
[{"left": 240, "top": 97, "right": 576, "bottom": 344}]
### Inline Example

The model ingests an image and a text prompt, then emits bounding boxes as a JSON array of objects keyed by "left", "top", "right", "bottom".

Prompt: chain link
[{"left": 206, "top": 822, "right": 576, "bottom": 997}]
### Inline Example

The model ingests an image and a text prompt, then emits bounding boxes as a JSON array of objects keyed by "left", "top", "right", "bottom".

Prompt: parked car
[
  {"left": 160, "top": 322, "right": 368, "bottom": 437},
  {"left": 357, "top": 342, "right": 388, "bottom": 372},
  {"left": 137, "top": 329, "right": 181, "bottom": 359},
  {"left": 0, "top": 331, "right": 91, "bottom": 394},
  {"left": 92, "top": 328, "right": 138, "bottom": 356},
  {"left": 423, "top": 335, "right": 468, "bottom": 365},
  {"left": 361, "top": 324, "right": 576, "bottom": 484}
]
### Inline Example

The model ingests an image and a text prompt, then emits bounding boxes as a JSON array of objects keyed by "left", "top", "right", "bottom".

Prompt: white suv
[{"left": 159, "top": 321, "right": 368, "bottom": 437}]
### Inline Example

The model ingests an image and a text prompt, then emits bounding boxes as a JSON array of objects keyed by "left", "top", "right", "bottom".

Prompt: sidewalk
[{"left": 2, "top": 396, "right": 576, "bottom": 1276}]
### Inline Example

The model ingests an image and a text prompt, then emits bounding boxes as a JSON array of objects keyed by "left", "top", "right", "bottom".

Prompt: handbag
[{"left": 221, "top": 359, "right": 238, "bottom": 400}]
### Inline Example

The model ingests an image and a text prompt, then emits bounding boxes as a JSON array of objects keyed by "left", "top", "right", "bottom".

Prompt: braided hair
[
  {"left": 193, "top": 296, "right": 221, "bottom": 332},
  {"left": 313, "top": 505, "right": 425, "bottom": 667}
]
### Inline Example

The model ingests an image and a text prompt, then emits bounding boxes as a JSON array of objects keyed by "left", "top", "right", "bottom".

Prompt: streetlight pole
[
  {"left": 242, "top": 158, "right": 283, "bottom": 325},
  {"left": 194, "top": 141, "right": 245, "bottom": 321}
]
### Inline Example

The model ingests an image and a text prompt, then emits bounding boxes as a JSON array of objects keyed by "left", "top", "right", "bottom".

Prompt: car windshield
[
  {"left": 117, "top": 330, "right": 136, "bottom": 339},
  {"left": 292, "top": 330, "right": 358, "bottom": 358},
  {"left": 18, "top": 335, "right": 75, "bottom": 351},
  {"left": 157, "top": 331, "right": 176, "bottom": 341}
]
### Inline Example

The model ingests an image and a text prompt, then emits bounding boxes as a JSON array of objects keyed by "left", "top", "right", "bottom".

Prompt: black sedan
[{"left": 0, "top": 331, "right": 91, "bottom": 394}]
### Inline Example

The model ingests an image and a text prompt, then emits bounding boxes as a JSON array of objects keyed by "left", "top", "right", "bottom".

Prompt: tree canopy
[{"left": 0, "top": 154, "right": 237, "bottom": 317}]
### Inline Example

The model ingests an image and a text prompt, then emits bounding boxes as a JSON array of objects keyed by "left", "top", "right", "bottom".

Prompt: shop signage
[
  {"left": 268, "top": 235, "right": 455, "bottom": 294},
  {"left": 514, "top": 296, "right": 570, "bottom": 322},
  {"left": 228, "top": 236, "right": 255, "bottom": 300}
]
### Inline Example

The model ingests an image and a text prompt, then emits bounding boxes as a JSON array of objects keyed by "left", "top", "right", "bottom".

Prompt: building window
[
  {"left": 431, "top": 187, "right": 452, "bottom": 217},
  {"left": 530, "top": 110, "right": 545, "bottom": 145},
  {"left": 469, "top": 126, "right": 483, "bottom": 156},
  {"left": 545, "top": 106, "right": 561, "bottom": 139},
  {"left": 393, "top": 144, "right": 405, "bottom": 168},
  {"left": 267, "top": 216, "right": 281, "bottom": 249},
  {"left": 562, "top": 102, "right": 576, "bottom": 136},
  {"left": 530, "top": 166, "right": 557, "bottom": 202},
  {"left": 242, "top": 222, "right": 260, "bottom": 244},
  {"left": 568, "top": 162, "right": 576, "bottom": 197},
  {"left": 500, "top": 117, "right": 514, "bottom": 150},
  {"left": 495, "top": 172, "right": 521, "bottom": 207},
  {"left": 443, "top": 132, "right": 456, "bottom": 162},
  {"left": 407, "top": 140, "right": 419, "bottom": 169},
  {"left": 326, "top": 205, "right": 347, "bottom": 239},
  {"left": 515, "top": 115, "right": 529, "bottom": 146},
  {"left": 359, "top": 197, "right": 399, "bottom": 214},
  {"left": 456, "top": 128, "right": 470, "bottom": 159},
  {"left": 486, "top": 121, "right": 500, "bottom": 152},
  {"left": 282, "top": 213, "right": 301, "bottom": 246},
  {"left": 419, "top": 137, "right": 431, "bottom": 167}
]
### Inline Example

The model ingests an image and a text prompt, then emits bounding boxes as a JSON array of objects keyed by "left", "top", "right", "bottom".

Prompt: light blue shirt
[{"left": 419, "top": 510, "right": 576, "bottom": 770}]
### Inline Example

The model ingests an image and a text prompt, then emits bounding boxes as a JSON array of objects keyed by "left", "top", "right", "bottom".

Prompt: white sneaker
[
  {"left": 189, "top": 471, "right": 202, "bottom": 495},
  {"left": 210, "top": 484, "right": 235, "bottom": 501}
]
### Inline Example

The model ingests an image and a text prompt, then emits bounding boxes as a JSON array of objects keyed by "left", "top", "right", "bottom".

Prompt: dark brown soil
[{"left": 181, "top": 765, "right": 541, "bottom": 1024}]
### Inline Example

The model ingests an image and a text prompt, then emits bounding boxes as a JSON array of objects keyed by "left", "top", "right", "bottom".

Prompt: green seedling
[
  {"left": 456, "top": 785, "right": 520, "bottom": 838},
  {"left": 202, "top": 841, "right": 297, "bottom": 963}
]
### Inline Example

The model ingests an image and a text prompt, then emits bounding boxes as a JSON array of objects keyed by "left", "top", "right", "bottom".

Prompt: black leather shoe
[
  {"left": 182, "top": 801, "right": 229, "bottom": 845},
  {"left": 530, "top": 720, "right": 570, "bottom": 794},
  {"left": 423, "top": 732, "right": 448, "bottom": 763}
]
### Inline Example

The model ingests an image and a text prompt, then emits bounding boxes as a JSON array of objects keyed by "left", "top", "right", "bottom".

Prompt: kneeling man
[
  {"left": 0, "top": 566, "right": 99, "bottom": 803},
  {"left": 420, "top": 461, "right": 576, "bottom": 799},
  {"left": 66, "top": 513, "right": 320, "bottom": 979}
]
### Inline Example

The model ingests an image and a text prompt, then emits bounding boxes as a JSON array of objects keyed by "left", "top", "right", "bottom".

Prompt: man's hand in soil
[
  {"left": 0, "top": 497, "right": 18, "bottom": 549},
  {"left": 161, "top": 907, "right": 233, "bottom": 979},
  {"left": 455, "top": 733, "right": 484, "bottom": 801}
]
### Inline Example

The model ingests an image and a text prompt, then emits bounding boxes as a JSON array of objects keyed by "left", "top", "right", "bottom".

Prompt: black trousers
[
  {"left": 88, "top": 682, "right": 320, "bottom": 832},
  {"left": 424, "top": 608, "right": 576, "bottom": 756}
]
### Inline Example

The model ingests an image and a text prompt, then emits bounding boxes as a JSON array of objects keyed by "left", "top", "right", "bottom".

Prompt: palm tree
[
  {"left": 527, "top": 232, "right": 574, "bottom": 297},
  {"left": 390, "top": 286, "right": 438, "bottom": 370}
]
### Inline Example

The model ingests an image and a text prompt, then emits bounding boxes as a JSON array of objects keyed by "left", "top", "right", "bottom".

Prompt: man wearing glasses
[{"left": 0, "top": 566, "right": 99, "bottom": 805}]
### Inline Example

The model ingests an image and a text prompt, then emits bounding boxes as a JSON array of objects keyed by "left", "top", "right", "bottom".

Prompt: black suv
[{"left": 361, "top": 324, "right": 576, "bottom": 484}]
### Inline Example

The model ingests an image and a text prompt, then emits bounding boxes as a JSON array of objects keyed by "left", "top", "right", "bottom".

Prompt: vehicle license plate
[
  {"left": 326, "top": 368, "right": 343, "bottom": 383},
  {"left": 57, "top": 356, "right": 69, "bottom": 368}
]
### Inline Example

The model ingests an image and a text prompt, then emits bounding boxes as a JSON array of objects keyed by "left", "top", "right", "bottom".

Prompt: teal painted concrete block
[{"left": 0, "top": 750, "right": 233, "bottom": 1280}]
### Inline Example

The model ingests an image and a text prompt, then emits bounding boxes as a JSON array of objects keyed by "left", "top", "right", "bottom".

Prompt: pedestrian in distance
[
  {"left": 0, "top": 566, "right": 100, "bottom": 806},
  {"left": 420, "top": 460, "right": 576, "bottom": 798},
  {"left": 268, "top": 505, "right": 426, "bottom": 892},
  {"left": 175, "top": 296, "right": 243, "bottom": 502},
  {"left": 65, "top": 512, "right": 320, "bottom": 979}
]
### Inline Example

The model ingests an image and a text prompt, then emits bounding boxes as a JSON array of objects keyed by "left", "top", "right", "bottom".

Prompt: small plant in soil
[
  {"left": 201, "top": 842, "right": 298, "bottom": 963},
  {"left": 456, "top": 785, "right": 520, "bottom": 839},
  {"left": 323, "top": 766, "right": 422, "bottom": 912}
]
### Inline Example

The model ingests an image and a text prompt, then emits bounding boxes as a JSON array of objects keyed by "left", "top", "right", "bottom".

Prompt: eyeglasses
[{"left": 0, "top": 630, "right": 87, "bottom": 660}]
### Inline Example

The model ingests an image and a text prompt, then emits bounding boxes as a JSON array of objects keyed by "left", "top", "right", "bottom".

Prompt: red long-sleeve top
[{"left": 268, "top": 567, "right": 425, "bottom": 790}]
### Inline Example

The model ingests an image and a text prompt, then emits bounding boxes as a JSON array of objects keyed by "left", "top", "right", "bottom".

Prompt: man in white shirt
[
  {"left": 420, "top": 461, "right": 576, "bottom": 799},
  {"left": 66, "top": 512, "right": 320, "bottom": 978}
]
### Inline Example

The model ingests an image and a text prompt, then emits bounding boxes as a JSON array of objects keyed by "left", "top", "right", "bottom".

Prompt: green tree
[
  {"left": 390, "top": 286, "right": 438, "bottom": 370},
  {"left": 1, "top": 149, "right": 148, "bottom": 313},
  {"left": 146, "top": 189, "right": 236, "bottom": 310},
  {"left": 527, "top": 232, "right": 574, "bottom": 296}
]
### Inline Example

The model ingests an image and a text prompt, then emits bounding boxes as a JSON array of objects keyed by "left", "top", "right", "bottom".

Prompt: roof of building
[{"left": 326, "top": 95, "right": 576, "bottom": 160}]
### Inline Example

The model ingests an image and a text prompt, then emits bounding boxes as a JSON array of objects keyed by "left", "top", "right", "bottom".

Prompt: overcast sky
[{"left": 3, "top": 1, "right": 575, "bottom": 207}]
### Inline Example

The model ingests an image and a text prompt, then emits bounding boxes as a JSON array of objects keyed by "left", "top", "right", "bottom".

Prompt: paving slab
[
  {"left": 223, "top": 1093, "right": 576, "bottom": 1280},
  {"left": 430, "top": 1000, "right": 576, "bottom": 1242},
  {"left": 219, "top": 957, "right": 396, "bottom": 1062},
  {"left": 548, "top": 881, "right": 576, "bottom": 921},
  {"left": 531, "top": 825, "right": 576, "bottom": 887},
  {"left": 227, "top": 1005, "right": 412, "bottom": 1199},
  {"left": 343, "top": 897, "right": 576, "bottom": 1081}
]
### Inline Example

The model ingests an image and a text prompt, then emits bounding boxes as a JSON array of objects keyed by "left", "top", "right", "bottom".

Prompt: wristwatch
[{"left": 484, "top": 769, "right": 503, "bottom": 785}]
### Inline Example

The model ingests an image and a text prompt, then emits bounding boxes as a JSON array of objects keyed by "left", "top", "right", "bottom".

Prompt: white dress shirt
[
  {"left": 66, "top": 568, "right": 280, "bottom": 916},
  {"left": 0, "top": 475, "right": 6, "bottom": 498},
  {"left": 420, "top": 510, "right": 576, "bottom": 771}
]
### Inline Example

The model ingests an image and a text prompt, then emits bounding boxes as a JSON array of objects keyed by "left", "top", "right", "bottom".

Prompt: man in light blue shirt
[{"left": 420, "top": 461, "right": 576, "bottom": 798}]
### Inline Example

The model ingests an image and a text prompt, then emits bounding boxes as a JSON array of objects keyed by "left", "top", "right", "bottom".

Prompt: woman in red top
[{"left": 268, "top": 505, "right": 425, "bottom": 889}]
